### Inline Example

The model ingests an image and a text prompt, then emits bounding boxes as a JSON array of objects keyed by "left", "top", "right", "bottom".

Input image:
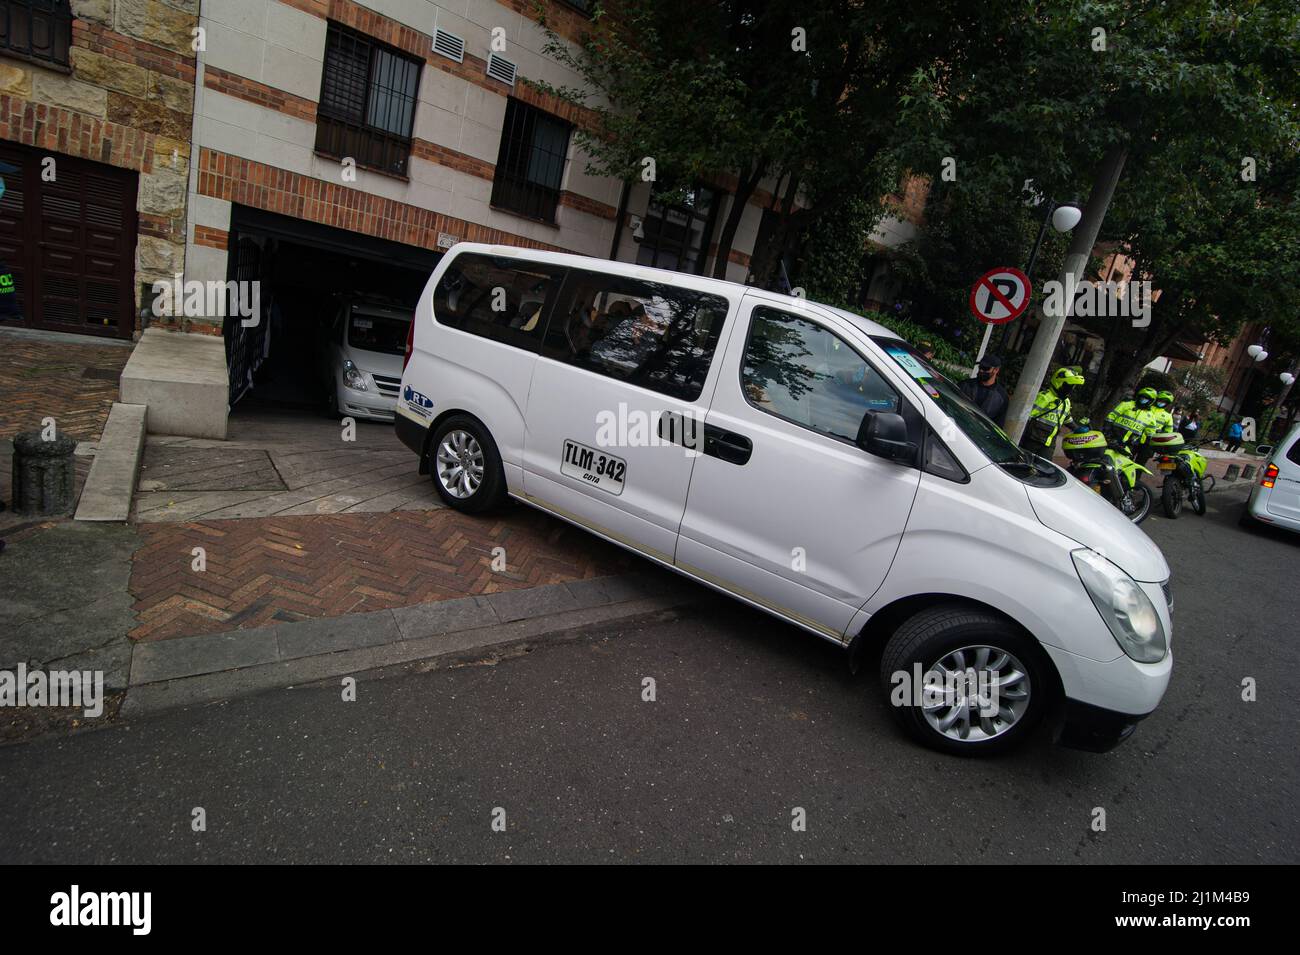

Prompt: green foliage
[
  {"left": 812, "top": 301, "right": 974, "bottom": 368},
  {"left": 1170, "top": 364, "right": 1228, "bottom": 419}
]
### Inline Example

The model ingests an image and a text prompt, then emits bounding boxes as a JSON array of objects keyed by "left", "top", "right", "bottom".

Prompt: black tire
[
  {"left": 1190, "top": 478, "right": 1207, "bottom": 516},
  {"left": 1238, "top": 502, "right": 1255, "bottom": 528},
  {"left": 1161, "top": 476, "right": 1184, "bottom": 519},
  {"left": 428, "top": 414, "right": 507, "bottom": 514},
  {"left": 879, "top": 604, "right": 1053, "bottom": 756},
  {"left": 1120, "top": 481, "right": 1152, "bottom": 524}
]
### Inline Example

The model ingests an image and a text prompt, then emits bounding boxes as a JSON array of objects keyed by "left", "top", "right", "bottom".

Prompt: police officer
[
  {"left": 1151, "top": 389, "right": 1176, "bottom": 436},
  {"left": 1020, "top": 366, "right": 1084, "bottom": 454},
  {"left": 1106, "top": 386, "right": 1160, "bottom": 457}
]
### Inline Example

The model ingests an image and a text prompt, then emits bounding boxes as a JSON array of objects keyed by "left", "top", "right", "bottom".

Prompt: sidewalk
[
  {"left": 0, "top": 328, "right": 134, "bottom": 536},
  {"left": 0, "top": 332, "right": 705, "bottom": 739}
]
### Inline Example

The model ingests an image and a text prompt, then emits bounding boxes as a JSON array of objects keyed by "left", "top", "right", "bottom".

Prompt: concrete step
[
  {"left": 75, "top": 402, "right": 147, "bottom": 522},
  {"left": 120, "top": 328, "right": 229, "bottom": 439}
]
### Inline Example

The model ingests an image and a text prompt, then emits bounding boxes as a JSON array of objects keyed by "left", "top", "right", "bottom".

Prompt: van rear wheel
[
  {"left": 879, "top": 605, "right": 1051, "bottom": 755},
  {"left": 430, "top": 415, "right": 506, "bottom": 514}
]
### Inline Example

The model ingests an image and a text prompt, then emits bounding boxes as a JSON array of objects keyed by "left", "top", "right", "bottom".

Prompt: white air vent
[
  {"left": 485, "top": 52, "right": 517, "bottom": 86},
  {"left": 432, "top": 29, "right": 465, "bottom": 63}
]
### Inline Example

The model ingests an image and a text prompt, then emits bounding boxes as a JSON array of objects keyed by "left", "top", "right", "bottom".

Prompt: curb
[
  {"left": 75, "top": 402, "right": 147, "bottom": 522},
  {"left": 121, "top": 570, "right": 705, "bottom": 717}
]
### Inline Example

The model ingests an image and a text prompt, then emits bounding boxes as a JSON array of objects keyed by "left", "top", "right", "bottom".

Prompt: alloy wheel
[
  {"left": 921, "top": 645, "right": 1032, "bottom": 743},
  {"left": 436, "top": 429, "right": 485, "bottom": 499}
]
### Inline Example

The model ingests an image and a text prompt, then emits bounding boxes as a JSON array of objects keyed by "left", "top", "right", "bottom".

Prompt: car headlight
[
  {"left": 1071, "top": 549, "right": 1167, "bottom": 663},
  {"left": 342, "top": 360, "right": 368, "bottom": 391}
]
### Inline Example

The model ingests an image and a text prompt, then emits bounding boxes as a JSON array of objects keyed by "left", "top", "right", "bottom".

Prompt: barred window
[
  {"left": 491, "top": 98, "right": 572, "bottom": 224},
  {"left": 0, "top": 0, "right": 72, "bottom": 68},
  {"left": 315, "top": 22, "right": 421, "bottom": 178}
]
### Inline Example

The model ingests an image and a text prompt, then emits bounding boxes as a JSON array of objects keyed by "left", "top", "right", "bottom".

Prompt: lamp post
[
  {"left": 1221, "top": 339, "right": 1269, "bottom": 442},
  {"left": 988, "top": 198, "right": 1083, "bottom": 361}
]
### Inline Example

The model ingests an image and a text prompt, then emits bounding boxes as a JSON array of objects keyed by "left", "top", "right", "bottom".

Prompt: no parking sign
[{"left": 969, "top": 267, "right": 1031, "bottom": 325}]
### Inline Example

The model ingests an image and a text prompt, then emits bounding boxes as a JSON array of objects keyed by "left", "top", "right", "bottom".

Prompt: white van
[
  {"left": 396, "top": 245, "right": 1172, "bottom": 755},
  {"left": 322, "top": 298, "right": 413, "bottom": 421},
  {"left": 1242, "top": 423, "right": 1300, "bottom": 534}
]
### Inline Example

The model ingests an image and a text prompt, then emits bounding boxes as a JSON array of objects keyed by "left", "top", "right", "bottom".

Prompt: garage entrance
[
  {"left": 224, "top": 205, "right": 441, "bottom": 412},
  {"left": 0, "top": 141, "right": 139, "bottom": 340}
]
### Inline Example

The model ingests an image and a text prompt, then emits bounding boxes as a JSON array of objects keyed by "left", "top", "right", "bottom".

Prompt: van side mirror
[{"left": 857, "top": 411, "right": 916, "bottom": 462}]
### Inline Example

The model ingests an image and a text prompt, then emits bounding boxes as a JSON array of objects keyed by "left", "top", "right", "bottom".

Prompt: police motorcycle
[
  {"left": 1061, "top": 420, "right": 1154, "bottom": 524},
  {"left": 1149, "top": 431, "right": 1212, "bottom": 518}
]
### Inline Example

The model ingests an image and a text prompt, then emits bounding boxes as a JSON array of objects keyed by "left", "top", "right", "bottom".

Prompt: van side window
[
  {"left": 742, "top": 306, "right": 900, "bottom": 442},
  {"left": 433, "top": 253, "right": 562, "bottom": 351},
  {"left": 1288, "top": 438, "right": 1300, "bottom": 466},
  {"left": 541, "top": 270, "right": 728, "bottom": 401}
]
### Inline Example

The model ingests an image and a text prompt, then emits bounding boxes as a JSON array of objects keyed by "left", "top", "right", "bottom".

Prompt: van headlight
[
  {"left": 1071, "top": 549, "right": 1167, "bottom": 663},
  {"left": 342, "top": 360, "right": 368, "bottom": 391}
]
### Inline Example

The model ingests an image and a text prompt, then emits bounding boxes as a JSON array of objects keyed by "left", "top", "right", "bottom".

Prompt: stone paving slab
[
  {"left": 131, "top": 409, "right": 441, "bottom": 521},
  {"left": 127, "top": 505, "right": 641, "bottom": 642},
  {"left": 127, "top": 570, "right": 694, "bottom": 688},
  {"left": 120, "top": 586, "right": 704, "bottom": 718}
]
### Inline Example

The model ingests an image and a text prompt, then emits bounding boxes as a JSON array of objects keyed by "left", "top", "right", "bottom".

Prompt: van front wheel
[
  {"left": 879, "top": 605, "right": 1051, "bottom": 755},
  {"left": 430, "top": 415, "right": 506, "bottom": 513}
]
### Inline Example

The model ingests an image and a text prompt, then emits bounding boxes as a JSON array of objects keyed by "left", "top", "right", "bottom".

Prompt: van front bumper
[{"left": 1058, "top": 698, "right": 1151, "bottom": 752}]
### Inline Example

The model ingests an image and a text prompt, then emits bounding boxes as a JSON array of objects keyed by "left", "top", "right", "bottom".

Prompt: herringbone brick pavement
[
  {"left": 128, "top": 506, "right": 639, "bottom": 641},
  {"left": 0, "top": 331, "right": 131, "bottom": 441}
]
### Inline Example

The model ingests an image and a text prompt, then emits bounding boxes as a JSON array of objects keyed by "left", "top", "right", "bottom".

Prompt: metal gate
[
  {"left": 224, "top": 235, "right": 268, "bottom": 405},
  {"left": 0, "top": 140, "right": 139, "bottom": 339}
]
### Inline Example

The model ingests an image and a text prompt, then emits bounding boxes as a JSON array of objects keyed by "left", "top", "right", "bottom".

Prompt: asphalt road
[{"left": 1, "top": 483, "right": 1295, "bottom": 864}]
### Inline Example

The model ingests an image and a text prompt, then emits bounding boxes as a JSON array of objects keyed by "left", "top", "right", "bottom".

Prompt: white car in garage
[
  {"left": 1242, "top": 423, "right": 1300, "bottom": 533},
  {"left": 324, "top": 298, "right": 413, "bottom": 421}
]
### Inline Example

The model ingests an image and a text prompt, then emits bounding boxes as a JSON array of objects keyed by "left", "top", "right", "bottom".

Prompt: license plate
[
  {"left": 561, "top": 440, "right": 626, "bottom": 495},
  {"left": 1158, "top": 461, "right": 1177, "bottom": 470}
]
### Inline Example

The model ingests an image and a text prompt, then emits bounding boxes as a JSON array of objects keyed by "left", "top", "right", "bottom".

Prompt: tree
[
  {"left": 535, "top": 0, "right": 990, "bottom": 281},
  {"left": 887, "top": 1, "right": 1300, "bottom": 413}
]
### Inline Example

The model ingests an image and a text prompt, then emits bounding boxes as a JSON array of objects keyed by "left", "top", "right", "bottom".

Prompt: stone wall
[{"left": 0, "top": 0, "right": 200, "bottom": 334}]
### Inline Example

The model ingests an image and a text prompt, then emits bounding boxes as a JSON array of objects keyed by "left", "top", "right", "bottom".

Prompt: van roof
[{"left": 456, "top": 243, "right": 904, "bottom": 342}]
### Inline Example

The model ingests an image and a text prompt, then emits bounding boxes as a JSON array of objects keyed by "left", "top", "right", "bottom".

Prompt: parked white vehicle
[
  {"left": 324, "top": 298, "right": 413, "bottom": 421},
  {"left": 1242, "top": 423, "right": 1300, "bottom": 534},
  {"left": 395, "top": 245, "right": 1173, "bottom": 754}
]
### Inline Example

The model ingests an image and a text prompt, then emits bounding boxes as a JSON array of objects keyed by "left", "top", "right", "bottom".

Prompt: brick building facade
[{"left": 0, "top": 0, "right": 197, "bottom": 339}]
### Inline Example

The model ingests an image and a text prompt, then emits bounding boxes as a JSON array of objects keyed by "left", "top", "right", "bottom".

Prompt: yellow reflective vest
[
  {"left": 1024, "top": 388, "right": 1072, "bottom": 448},
  {"left": 1107, "top": 401, "right": 1159, "bottom": 446}
]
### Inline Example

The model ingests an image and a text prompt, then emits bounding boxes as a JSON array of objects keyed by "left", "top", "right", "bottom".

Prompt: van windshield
[
  {"left": 871, "top": 337, "right": 1032, "bottom": 468},
  {"left": 348, "top": 308, "right": 412, "bottom": 356}
]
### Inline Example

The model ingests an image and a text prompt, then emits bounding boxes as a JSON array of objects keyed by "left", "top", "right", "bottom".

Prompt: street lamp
[{"left": 990, "top": 197, "right": 1083, "bottom": 361}]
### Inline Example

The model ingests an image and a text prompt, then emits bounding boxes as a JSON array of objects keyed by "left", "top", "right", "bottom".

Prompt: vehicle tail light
[
  {"left": 1261, "top": 463, "right": 1278, "bottom": 489},
  {"left": 403, "top": 315, "right": 415, "bottom": 371}
]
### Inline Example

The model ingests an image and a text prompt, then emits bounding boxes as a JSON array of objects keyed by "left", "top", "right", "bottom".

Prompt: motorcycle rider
[
  {"left": 1106, "top": 385, "right": 1160, "bottom": 460},
  {"left": 1019, "top": 366, "right": 1084, "bottom": 455},
  {"left": 1151, "top": 389, "right": 1176, "bottom": 435}
]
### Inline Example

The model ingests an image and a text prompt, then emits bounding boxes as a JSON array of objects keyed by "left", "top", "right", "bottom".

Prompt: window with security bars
[
  {"left": 0, "top": 0, "right": 72, "bottom": 68},
  {"left": 315, "top": 22, "right": 421, "bottom": 177},
  {"left": 491, "top": 98, "right": 572, "bottom": 224}
]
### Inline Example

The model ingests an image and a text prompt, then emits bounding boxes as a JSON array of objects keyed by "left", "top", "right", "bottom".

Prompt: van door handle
[{"left": 703, "top": 425, "right": 752, "bottom": 465}]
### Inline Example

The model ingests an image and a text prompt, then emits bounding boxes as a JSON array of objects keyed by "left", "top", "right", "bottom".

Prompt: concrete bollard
[
  {"left": 1242, "top": 465, "right": 1256, "bottom": 480},
  {"left": 1223, "top": 463, "right": 1240, "bottom": 481},
  {"left": 11, "top": 431, "right": 78, "bottom": 516}
]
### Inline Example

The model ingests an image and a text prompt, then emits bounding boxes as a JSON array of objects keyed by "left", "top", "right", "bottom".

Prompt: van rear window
[{"left": 434, "top": 253, "right": 564, "bottom": 351}]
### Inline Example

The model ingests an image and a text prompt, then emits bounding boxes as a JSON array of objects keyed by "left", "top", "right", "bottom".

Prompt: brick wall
[
  {"left": 197, "top": 147, "right": 577, "bottom": 254},
  {"left": 0, "top": 0, "right": 199, "bottom": 335}
]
